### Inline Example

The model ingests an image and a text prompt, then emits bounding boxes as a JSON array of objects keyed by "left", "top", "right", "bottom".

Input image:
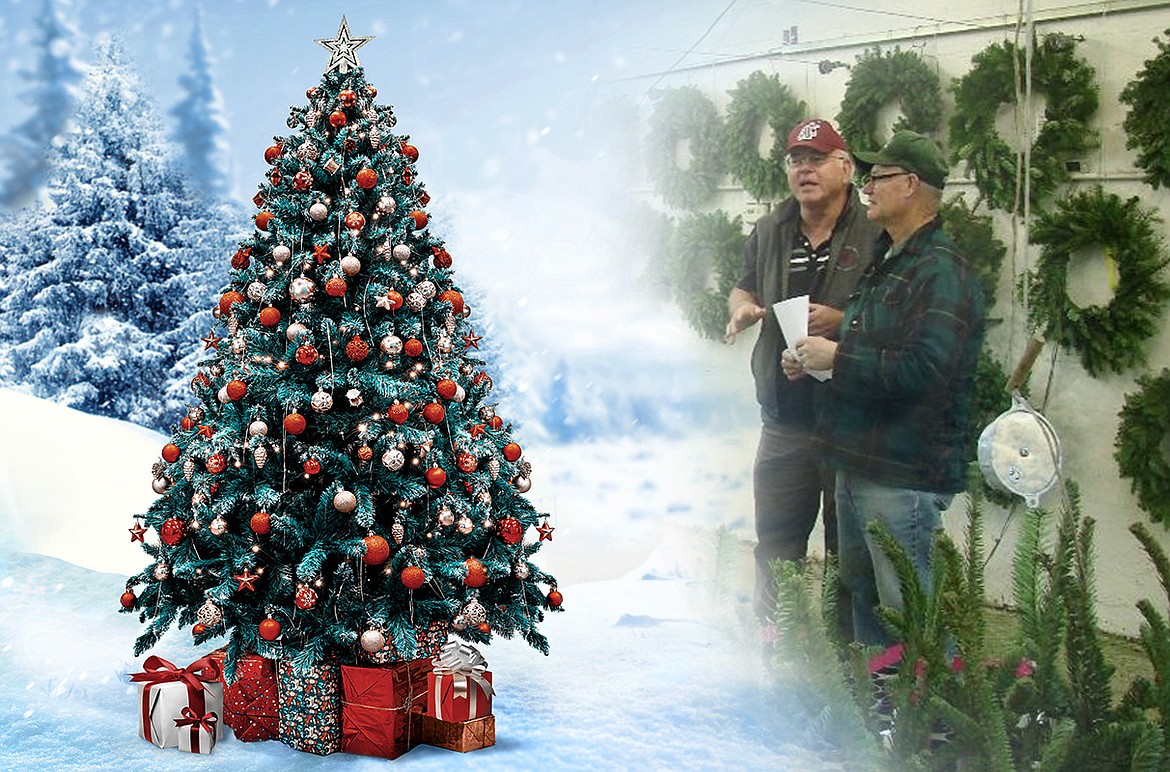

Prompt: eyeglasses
[
  {"left": 784, "top": 153, "right": 838, "bottom": 170},
  {"left": 860, "top": 170, "right": 913, "bottom": 186}
]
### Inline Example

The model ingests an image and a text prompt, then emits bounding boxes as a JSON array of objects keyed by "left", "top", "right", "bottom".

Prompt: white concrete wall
[{"left": 621, "top": 0, "right": 1170, "bottom": 634}]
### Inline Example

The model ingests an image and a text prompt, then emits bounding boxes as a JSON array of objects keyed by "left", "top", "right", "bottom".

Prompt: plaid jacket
[{"left": 819, "top": 218, "right": 985, "bottom": 493}]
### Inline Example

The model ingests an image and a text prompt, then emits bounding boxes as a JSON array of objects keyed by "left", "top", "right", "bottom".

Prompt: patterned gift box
[
  {"left": 427, "top": 642, "right": 494, "bottom": 722},
  {"left": 413, "top": 713, "right": 495, "bottom": 753},
  {"left": 174, "top": 707, "right": 219, "bottom": 754},
  {"left": 130, "top": 655, "right": 225, "bottom": 749},
  {"left": 277, "top": 659, "right": 342, "bottom": 756},
  {"left": 207, "top": 650, "right": 279, "bottom": 742},
  {"left": 339, "top": 658, "right": 430, "bottom": 759},
  {"left": 362, "top": 620, "right": 449, "bottom": 664}
]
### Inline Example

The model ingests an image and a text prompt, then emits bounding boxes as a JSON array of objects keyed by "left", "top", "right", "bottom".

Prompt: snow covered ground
[{"left": 0, "top": 388, "right": 852, "bottom": 770}]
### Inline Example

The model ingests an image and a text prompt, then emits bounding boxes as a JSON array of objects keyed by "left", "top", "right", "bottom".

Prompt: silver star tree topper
[{"left": 315, "top": 16, "right": 373, "bottom": 74}]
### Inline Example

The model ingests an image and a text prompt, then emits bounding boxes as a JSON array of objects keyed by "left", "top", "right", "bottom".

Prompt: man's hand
[
  {"left": 808, "top": 303, "right": 844, "bottom": 338},
  {"left": 781, "top": 348, "right": 807, "bottom": 381},
  {"left": 795, "top": 336, "right": 838, "bottom": 371},
  {"left": 725, "top": 301, "right": 766, "bottom": 344}
]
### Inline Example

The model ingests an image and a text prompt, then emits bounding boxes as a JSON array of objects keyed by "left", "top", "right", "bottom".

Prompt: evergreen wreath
[
  {"left": 1120, "top": 28, "right": 1170, "bottom": 190},
  {"left": 666, "top": 210, "right": 746, "bottom": 341},
  {"left": 1022, "top": 187, "right": 1170, "bottom": 377},
  {"left": 836, "top": 47, "right": 943, "bottom": 154},
  {"left": 723, "top": 71, "right": 806, "bottom": 201},
  {"left": 1116, "top": 369, "right": 1170, "bottom": 527},
  {"left": 645, "top": 86, "right": 725, "bottom": 210},
  {"left": 950, "top": 34, "right": 1098, "bottom": 214}
]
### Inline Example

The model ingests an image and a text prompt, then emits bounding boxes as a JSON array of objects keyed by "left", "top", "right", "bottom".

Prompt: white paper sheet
[{"left": 772, "top": 295, "right": 831, "bottom": 381}]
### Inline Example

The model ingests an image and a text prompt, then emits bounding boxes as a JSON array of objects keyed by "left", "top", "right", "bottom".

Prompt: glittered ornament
[
  {"left": 303, "top": 457, "right": 321, "bottom": 475},
  {"left": 153, "top": 562, "right": 170, "bottom": 581},
  {"left": 392, "top": 244, "right": 411, "bottom": 262},
  {"left": 258, "top": 618, "right": 282, "bottom": 641},
  {"left": 416, "top": 280, "right": 437, "bottom": 300},
  {"left": 497, "top": 517, "right": 523, "bottom": 544},
  {"left": 272, "top": 245, "right": 291, "bottom": 264},
  {"left": 346, "top": 337, "right": 369, "bottom": 362},
  {"left": 325, "top": 277, "right": 348, "bottom": 297},
  {"left": 329, "top": 110, "right": 347, "bottom": 128},
  {"left": 259, "top": 307, "right": 281, "bottom": 327},
  {"left": 346, "top": 388, "right": 363, "bottom": 407},
  {"left": 360, "top": 628, "right": 386, "bottom": 653},
  {"left": 285, "top": 322, "right": 308, "bottom": 341},
  {"left": 253, "top": 445, "right": 269, "bottom": 468},
  {"left": 462, "top": 600, "right": 487, "bottom": 626},
  {"left": 248, "top": 420, "right": 269, "bottom": 437},
  {"left": 404, "top": 338, "right": 424, "bottom": 357},
  {"left": 205, "top": 453, "right": 227, "bottom": 474},
  {"left": 463, "top": 558, "right": 487, "bottom": 588},
  {"left": 293, "top": 169, "right": 313, "bottom": 191},
  {"left": 120, "top": 590, "right": 137, "bottom": 609},
  {"left": 344, "top": 212, "right": 366, "bottom": 231},
  {"left": 438, "top": 506, "right": 455, "bottom": 527},
  {"left": 400, "top": 566, "right": 426, "bottom": 589},
  {"left": 255, "top": 211, "right": 273, "bottom": 231},
  {"left": 334, "top": 489, "right": 358, "bottom": 513},
  {"left": 409, "top": 210, "right": 428, "bottom": 230},
  {"left": 311, "top": 391, "right": 333, "bottom": 412},
  {"left": 382, "top": 448, "right": 405, "bottom": 471},
  {"left": 308, "top": 202, "right": 329, "bottom": 221},
  {"left": 422, "top": 403, "right": 445, "bottom": 424},
  {"left": 514, "top": 561, "right": 530, "bottom": 579},
  {"left": 436, "top": 379, "right": 458, "bottom": 400},
  {"left": 456, "top": 453, "right": 477, "bottom": 473},
  {"left": 197, "top": 600, "right": 223, "bottom": 627},
  {"left": 152, "top": 476, "right": 171, "bottom": 494},
  {"left": 362, "top": 534, "right": 390, "bottom": 565},
  {"left": 160, "top": 517, "right": 186, "bottom": 545},
  {"left": 381, "top": 335, "right": 403, "bottom": 356},
  {"left": 391, "top": 521, "right": 405, "bottom": 544},
  {"left": 209, "top": 516, "right": 228, "bottom": 536},
  {"left": 356, "top": 168, "right": 378, "bottom": 189},
  {"left": 387, "top": 404, "right": 409, "bottom": 425},
  {"left": 356, "top": 445, "right": 373, "bottom": 462},
  {"left": 250, "top": 511, "right": 272, "bottom": 534},
  {"left": 295, "top": 345, "right": 319, "bottom": 365},
  {"left": 457, "top": 516, "right": 474, "bottom": 535},
  {"left": 295, "top": 585, "right": 318, "bottom": 610},
  {"left": 226, "top": 380, "right": 248, "bottom": 401},
  {"left": 284, "top": 412, "right": 307, "bottom": 435},
  {"left": 340, "top": 255, "right": 362, "bottom": 276},
  {"left": 289, "top": 277, "right": 317, "bottom": 303}
]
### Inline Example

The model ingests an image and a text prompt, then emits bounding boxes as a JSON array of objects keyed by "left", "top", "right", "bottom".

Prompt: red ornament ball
[
  {"left": 401, "top": 143, "right": 420, "bottom": 162},
  {"left": 488, "top": 416, "right": 503, "bottom": 430},
  {"left": 383, "top": 290, "right": 404, "bottom": 311},
  {"left": 424, "top": 466, "right": 447, "bottom": 488},
  {"left": 387, "top": 403, "right": 409, "bottom": 424},
  {"left": 404, "top": 338, "right": 424, "bottom": 357},
  {"left": 344, "top": 211, "right": 366, "bottom": 231},
  {"left": 161, "top": 442, "right": 181, "bottom": 463},
  {"left": 205, "top": 453, "right": 226, "bottom": 474},
  {"left": 250, "top": 511, "right": 271, "bottom": 535},
  {"left": 363, "top": 534, "right": 391, "bottom": 565},
  {"left": 259, "top": 307, "right": 281, "bottom": 327},
  {"left": 255, "top": 211, "right": 273, "bottom": 231},
  {"left": 497, "top": 517, "right": 523, "bottom": 545},
  {"left": 328, "top": 110, "right": 347, "bottom": 128},
  {"left": 437, "top": 290, "right": 464, "bottom": 315},
  {"left": 346, "top": 336, "right": 369, "bottom": 362},
  {"left": 477, "top": 622, "right": 491, "bottom": 634},
  {"left": 120, "top": 590, "right": 137, "bottom": 609},
  {"left": 193, "top": 623, "right": 207, "bottom": 637},
  {"left": 366, "top": 85, "right": 378, "bottom": 99},
  {"left": 339, "top": 89, "right": 357, "bottom": 108},
  {"left": 401, "top": 565, "right": 426, "bottom": 589},
  {"left": 293, "top": 170, "right": 313, "bottom": 191},
  {"left": 325, "top": 277, "right": 349, "bottom": 297},
  {"left": 226, "top": 379, "right": 248, "bottom": 401},
  {"left": 357, "top": 445, "right": 374, "bottom": 462},
  {"left": 231, "top": 248, "right": 251, "bottom": 270},
  {"left": 432, "top": 248, "right": 452, "bottom": 269},
  {"left": 503, "top": 442, "right": 522, "bottom": 462},
  {"left": 306, "top": 86, "right": 319, "bottom": 99},
  {"left": 456, "top": 453, "right": 477, "bottom": 473},
  {"left": 180, "top": 417, "right": 196, "bottom": 431},
  {"left": 356, "top": 168, "right": 378, "bottom": 189},
  {"left": 422, "top": 402, "right": 445, "bottom": 424},
  {"left": 264, "top": 144, "right": 282, "bottom": 164},
  {"left": 295, "top": 585, "right": 318, "bottom": 610},
  {"left": 295, "top": 344, "right": 318, "bottom": 365},
  {"left": 547, "top": 590, "right": 564, "bottom": 608},
  {"left": 303, "top": 458, "right": 321, "bottom": 475},
  {"left": 464, "top": 558, "right": 487, "bottom": 588},
  {"left": 160, "top": 518, "right": 187, "bottom": 546},
  {"left": 436, "top": 378, "right": 458, "bottom": 400},
  {"left": 409, "top": 210, "right": 428, "bottom": 230},
  {"left": 258, "top": 618, "right": 282, "bottom": 641},
  {"left": 219, "top": 291, "right": 245, "bottom": 316},
  {"left": 284, "top": 412, "right": 307, "bottom": 435}
]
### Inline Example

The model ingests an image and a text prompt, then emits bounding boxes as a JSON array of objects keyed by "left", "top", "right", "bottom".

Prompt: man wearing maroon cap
[{"left": 726, "top": 118, "right": 881, "bottom": 625}]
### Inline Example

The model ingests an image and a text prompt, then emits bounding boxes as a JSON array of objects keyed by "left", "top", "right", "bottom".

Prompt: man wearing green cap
[{"left": 781, "top": 130, "right": 985, "bottom": 646}]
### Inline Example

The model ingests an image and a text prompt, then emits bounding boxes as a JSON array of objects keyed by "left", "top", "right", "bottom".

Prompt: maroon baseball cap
[{"left": 786, "top": 119, "right": 847, "bottom": 154}]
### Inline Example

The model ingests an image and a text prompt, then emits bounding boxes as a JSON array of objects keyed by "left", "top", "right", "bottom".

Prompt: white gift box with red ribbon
[
  {"left": 175, "top": 707, "right": 220, "bottom": 754},
  {"left": 427, "top": 641, "right": 494, "bottom": 722},
  {"left": 130, "top": 654, "right": 225, "bottom": 749}
]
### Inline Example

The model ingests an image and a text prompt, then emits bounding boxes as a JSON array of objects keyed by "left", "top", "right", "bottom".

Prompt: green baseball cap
[{"left": 854, "top": 130, "right": 948, "bottom": 189}]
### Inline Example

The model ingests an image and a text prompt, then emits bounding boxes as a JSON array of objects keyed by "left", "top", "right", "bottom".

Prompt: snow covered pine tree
[{"left": 121, "top": 17, "right": 561, "bottom": 757}]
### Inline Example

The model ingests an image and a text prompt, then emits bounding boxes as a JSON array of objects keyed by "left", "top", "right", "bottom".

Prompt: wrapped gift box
[
  {"left": 362, "top": 620, "right": 449, "bottom": 664},
  {"left": 277, "top": 659, "right": 342, "bottom": 756},
  {"left": 174, "top": 707, "right": 219, "bottom": 754},
  {"left": 413, "top": 713, "right": 495, "bottom": 753},
  {"left": 208, "top": 650, "right": 279, "bottom": 742},
  {"left": 339, "top": 658, "right": 430, "bottom": 759},
  {"left": 427, "top": 642, "right": 494, "bottom": 722},
  {"left": 131, "top": 655, "right": 225, "bottom": 749}
]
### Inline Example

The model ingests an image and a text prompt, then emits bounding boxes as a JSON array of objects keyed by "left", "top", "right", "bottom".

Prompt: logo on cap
[{"left": 796, "top": 121, "right": 822, "bottom": 143}]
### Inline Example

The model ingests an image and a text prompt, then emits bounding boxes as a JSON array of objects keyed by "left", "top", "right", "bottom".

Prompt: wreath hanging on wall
[
  {"left": 1115, "top": 369, "right": 1170, "bottom": 527},
  {"left": 836, "top": 47, "right": 943, "bottom": 154},
  {"left": 949, "top": 33, "right": 1098, "bottom": 214},
  {"left": 645, "top": 86, "right": 725, "bottom": 210},
  {"left": 723, "top": 71, "right": 806, "bottom": 201},
  {"left": 1120, "top": 28, "right": 1170, "bottom": 190},
  {"left": 1022, "top": 187, "right": 1170, "bottom": 377},
  {"left": 667, "top": 210, "right": 746, "bottom": 341}
]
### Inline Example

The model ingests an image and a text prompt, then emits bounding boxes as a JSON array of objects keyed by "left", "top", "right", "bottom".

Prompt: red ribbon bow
[
  {"left": 174, "top": 706, "right": 219, "bottom": 733},
  {"left": 129, "top": 655, "right": 221, "bottom": 691}
]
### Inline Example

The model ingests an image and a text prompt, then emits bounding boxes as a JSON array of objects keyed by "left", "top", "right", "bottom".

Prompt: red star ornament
[
  {"left": 234, "top": 568, "right": 261, "bottom": 592},
  {"left": 197, "top": 425, "right": 214, "bottom": 440},
  {"left": 469, "top": 423, "right": 487, "bottom": 438},
  {"left": 462, "top": 331, "right": 483, "bottom": 350},
  {"left": 313, "top": 244, "right": 330, "bottom": 264},
  {"left": 537, "top": 519, "right": 555, "bottom": 541},
  {"left": 202, "top": 332, "right": 223, "bottom": 351},
  {"left": 129, "top": 522, "right": 147, "bottom": 542}
]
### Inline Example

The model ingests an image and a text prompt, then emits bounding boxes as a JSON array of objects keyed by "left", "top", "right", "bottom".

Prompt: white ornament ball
[
  {"left": 513, "top": 474, "right": 532, "bottom": 493},
  {"left": 405, "top": 292, "right": 425, "bottom": 313},
  {"left": 230, "top": 337, "right": 247, "bottom": 355},
  {"left": 196, "top": 600, "right": 223, "bottom": 627},
  {"left": 297, "top": 140, "right": 319, "bottom": 162},
  {"left": 479, "top": 406, "right": 495, "bottom": 421},
  {"left": 417, "top": 280, "right": 436, "bottom": 300},
  {"left": 453, "top": 384, "right": 466, "bottom": 402},
  {"left": 289, "top": 277, "right": 316, "bottom": 303},
  {"left": 346, "top": 388, "right": 363, "bottom": 407},
  {"left": 381, "top": 335, "right": 403, "bottom": 356},
  {"left": 247, "top": 282, "right": 267, "bottom": 302},
  {"left": 217, "top": 387, "right": 231, "bottom": 404},
  {"left": 188, "top": 407, "right": 205, "bottom": 422},
  {"left": 392, "top": 244, "right": 411, "bottom": 262},
  {"left": 360, "top": 629, "right": 387, "bottom": 653},
  {"left": 272, "top": 245, "right": 292, "bottom": 264},
  {"left": 476, "top": 490, "right": 492, "bottom": 506},
  {"left": 457, "top": 516, "right": 474, "bottom": 535},
  {"left": 451, "top": 615, "right": 467, "bottom": 632},
  {"left": 333, "top": 489, "right": 358, "bottom": 513},
  {"left": 437, "top": 334, "right": 453, "bottom": 355},
  {"left": 514, "top": 562, "right": 530, "bottom": 580},
  {"left": 340, "top": 255, "right": 362, "bottom": 276},
  {"left": 209, "top": 516, "right": 228, "bottom": 536},
  {"left": 286, "top": 322, "right": 308, "bottom": 341},
  {"left": 382, "top": 448, "right": 405, "bottom": 471},
  {"left": 248, "top": 420, "right": 269, "bottom": 437},
  {"left": 154, "top": 562, "right": 170, "bottom": 581},
  {"left": 311, "top": 391, "right": 334, "bottom": 413},
  {"left": 377, "top": 196, "right": 396, "bottom": 215},
  {"left": 309, "top": 202, "right": 328, "bottom": 221},
  {"left": 462, "top": 600, "right": 487, "bottom": 626},
  {"left": 438, "top": 507, "right": 455, "bottom": 527}
]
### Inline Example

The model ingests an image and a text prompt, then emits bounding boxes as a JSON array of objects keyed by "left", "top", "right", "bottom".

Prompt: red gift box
[
  {"left": 207, "top": 649, "right": 278, "bottom": 742},
  {"left": 340, "top": 659, "right": 431, "bottom": 759},
  {"left": 427, "top": 642, "right": 494, "bottom": 722}
]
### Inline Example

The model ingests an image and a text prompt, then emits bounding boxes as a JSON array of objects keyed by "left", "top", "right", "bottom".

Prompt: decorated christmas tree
[{"left": 120, "top": 17, "right": 562, "bottom": 673}]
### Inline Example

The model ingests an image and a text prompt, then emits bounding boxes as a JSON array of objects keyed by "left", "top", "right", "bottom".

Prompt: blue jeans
[{"left": 836, "top": 470, "right": 953, "bottom": 646}]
